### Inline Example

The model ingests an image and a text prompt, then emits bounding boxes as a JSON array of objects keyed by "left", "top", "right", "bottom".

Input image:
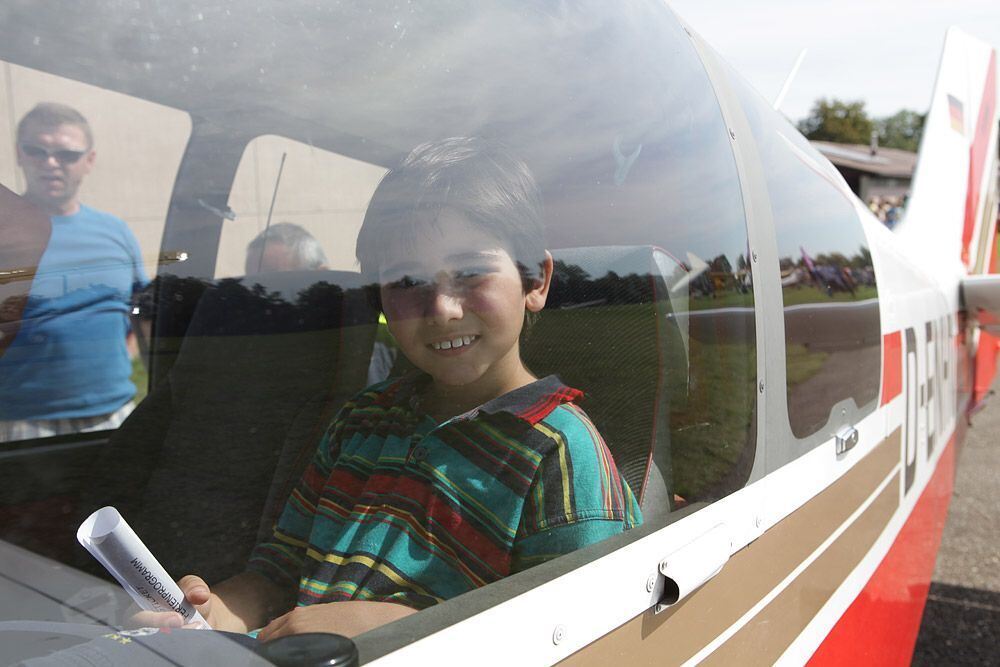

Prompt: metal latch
[
  {"left": 835, "top": 425, "right": 859, "bottom": 455},
  {"left": 654, "top": 524, "right": 731, "bottom": 613}
]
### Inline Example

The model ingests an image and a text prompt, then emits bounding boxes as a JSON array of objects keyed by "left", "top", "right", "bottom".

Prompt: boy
[{"left": 145, "top": 137, "right": 641, "bottom": 639}]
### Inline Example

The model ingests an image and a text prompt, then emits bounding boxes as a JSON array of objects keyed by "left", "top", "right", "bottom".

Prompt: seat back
[
  {"left": 0, "top": 185, "right": 51, "bottom": 361},
  {"left": 85, "top": 269, "right": 378, "bottom": 582},
  {"left": 522, "top": 246, "right": 682, "bottom": 518}
]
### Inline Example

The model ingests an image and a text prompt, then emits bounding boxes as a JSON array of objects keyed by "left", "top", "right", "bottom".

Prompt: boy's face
[{"left": 378, "top": 208, "right": 551, "bottom": 395}]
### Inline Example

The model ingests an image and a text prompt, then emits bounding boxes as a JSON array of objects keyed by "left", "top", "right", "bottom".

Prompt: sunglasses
[{"left": 19, "top": 143, "right": 88, "bottom": 164}]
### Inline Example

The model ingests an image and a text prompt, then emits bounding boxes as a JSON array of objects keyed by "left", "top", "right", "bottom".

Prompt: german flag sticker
[{"left": 948, "top": 94, "right": 965, "bottom": 134}]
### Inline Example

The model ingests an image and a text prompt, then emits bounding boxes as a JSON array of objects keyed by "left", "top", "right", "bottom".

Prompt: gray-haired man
[{"left": 245, "top": 222, "right": 329, "bottom": 274}]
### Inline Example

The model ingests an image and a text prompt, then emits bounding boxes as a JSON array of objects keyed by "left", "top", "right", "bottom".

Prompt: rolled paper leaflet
[{"left": 77, "top": 506, "right": 210, "bottom": 628}]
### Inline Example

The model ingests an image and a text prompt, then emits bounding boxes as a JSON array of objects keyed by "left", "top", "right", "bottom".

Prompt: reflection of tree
[
  {"left": 549, "top": 257, "right": 753, "bottom": 307},
  {"left": 144, "top": 274, "right": 358, "bottom": 336},
  {"left": 710, "top": 254, "right": 732, "bottom": 274},
  {"left": 549, "top": 261, "right": 657, "bottom": 307},
  {"left": 706, "top": 254, "right": 739, "bottom": 294},
  {"left": 141, "top": 275, "right": 209, "bottom": 338},
  {"left": 550, "top": 260, "right": 592, "bottom": 305},
  {"left": 553, "top": 260, "right": 590, "bottom": 284},
  {"left": 815, "top": 252, "right": 849, "bottom": 266}
]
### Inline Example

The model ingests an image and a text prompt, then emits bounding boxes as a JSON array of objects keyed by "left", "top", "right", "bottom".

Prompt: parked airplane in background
[{"left": 0, "top": 2, "right": 997, "bottom": 664}]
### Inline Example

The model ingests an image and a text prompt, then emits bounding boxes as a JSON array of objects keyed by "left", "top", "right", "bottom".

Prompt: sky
[{"left": 668, "top": 0, "right": 1000, "bottom": 124}]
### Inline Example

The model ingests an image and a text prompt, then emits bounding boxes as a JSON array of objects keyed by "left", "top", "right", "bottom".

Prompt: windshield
[{"left": 0, "top": 1, "right": 757, "bottom": 662}]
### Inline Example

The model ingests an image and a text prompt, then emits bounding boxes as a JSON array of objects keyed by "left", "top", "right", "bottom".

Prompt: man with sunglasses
[{"left": 0, "top": 102, "right": 147, "bottom": 442}]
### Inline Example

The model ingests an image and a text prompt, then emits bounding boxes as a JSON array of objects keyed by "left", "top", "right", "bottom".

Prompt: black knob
[{"left": 259, "top": 633, "right": 359, "bottom": 667}]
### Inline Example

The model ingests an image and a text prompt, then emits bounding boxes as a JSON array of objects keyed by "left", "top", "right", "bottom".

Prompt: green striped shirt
[{"left": 249, "top": 374, "right": 642, "bottom": 610}]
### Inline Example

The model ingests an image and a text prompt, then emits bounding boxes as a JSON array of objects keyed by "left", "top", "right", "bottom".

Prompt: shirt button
[{"left": 411, "top": 445, "right": 428, "bottom": 462}]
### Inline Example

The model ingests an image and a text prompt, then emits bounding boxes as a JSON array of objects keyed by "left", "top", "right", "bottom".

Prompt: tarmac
[{"left": 913, "top": 377, "right": 1000, "bottom": 666}]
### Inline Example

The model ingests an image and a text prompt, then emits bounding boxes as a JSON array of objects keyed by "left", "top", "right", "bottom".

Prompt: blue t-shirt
[{"left": 0, "top": 204, "right": 148, "bottom": 420}]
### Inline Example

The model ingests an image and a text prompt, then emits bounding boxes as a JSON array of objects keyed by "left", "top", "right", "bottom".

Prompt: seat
[
  {"left": 522, "top": 246, "right": 684, "bottom": 519},
  {"left": 81, "top": 269, "right": 379, "bottom": 583},
  {"left": 0, "top": 185, "right": 51, "bottom": 360}
]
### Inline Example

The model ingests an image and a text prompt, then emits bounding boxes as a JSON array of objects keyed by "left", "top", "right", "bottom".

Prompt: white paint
[
  {"left": 683, "top": 463, "right": 900, "bottom": 666},
  {"left": 368, "top": 479, "right": 770, "bottom": 667},
  {"left": 777, "top": 418, "right": 958, "bottom": 665}
]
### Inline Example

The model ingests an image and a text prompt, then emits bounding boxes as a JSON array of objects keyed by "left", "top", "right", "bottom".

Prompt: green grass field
[
  {"left": 130, "top": 357, "right": 148, "bottom": 405},
  {"left": 687, "top": 291, "right": 754, "bottom": 311},
  {"left": 684, "top": 285, "right": 876, "bottom": 312},
  {"left": 668, "top": 338, "right": 756, "bottom": 499},
  {"left": 527, "top": 303, "right": 758, "bottom": 502},
  {"left": 786, "top": 344, "right": 828, "bottom": 386},
  {"left": 780, "top": 284, "right": 877, "bottom": 307},
  {"left": 529, "top": 300, "right": 834, "bottom": 501}
]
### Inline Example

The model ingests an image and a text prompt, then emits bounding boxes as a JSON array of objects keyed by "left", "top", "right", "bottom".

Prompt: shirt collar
[{"left": 380, "top": 373, "right": 583, "bottom": 426}]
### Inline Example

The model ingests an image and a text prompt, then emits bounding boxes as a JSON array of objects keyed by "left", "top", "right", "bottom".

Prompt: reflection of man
[
  {"left": 244, "top": 222, "right": 328, "bottom": 275},
  {"left": 0, "top": 102, "right": 148, "bottom": 442},
  {"left": 242, "top": 221, "right": 400, "bottom": 383}
]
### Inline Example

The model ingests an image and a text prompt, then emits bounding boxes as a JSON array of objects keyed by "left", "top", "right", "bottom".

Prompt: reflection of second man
[{"left": 244, "top": 222, "right": 329, "bottom": 275}]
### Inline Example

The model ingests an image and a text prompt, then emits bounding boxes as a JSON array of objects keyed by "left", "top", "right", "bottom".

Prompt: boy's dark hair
[
  {"left": 356, "top": 136, "right": 546, "bottom": 291},
  {"left": 17, "top": 102, "right": 94, "bottom": 149}
]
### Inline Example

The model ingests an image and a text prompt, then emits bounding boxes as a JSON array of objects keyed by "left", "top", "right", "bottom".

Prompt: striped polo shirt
[{"left": 248, "top": 374, "right": 642, "bottom": 610}]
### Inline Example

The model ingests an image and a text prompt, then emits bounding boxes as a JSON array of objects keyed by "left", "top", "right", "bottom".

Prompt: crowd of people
[{"left": 868, "top": 195, "right": 905, "bottom": 229}]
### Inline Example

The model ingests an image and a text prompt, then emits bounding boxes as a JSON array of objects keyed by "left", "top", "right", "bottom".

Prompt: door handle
[
  {"left": 654, "top": 523, "right": 731, "bottom": 613},
  {"left": 835, "top": 425, "right": 859, "bottom": 455}
]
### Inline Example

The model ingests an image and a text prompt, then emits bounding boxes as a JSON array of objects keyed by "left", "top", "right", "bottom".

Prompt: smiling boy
[{"left": 152, "top": 137, "right": 641, "bottom": 639}]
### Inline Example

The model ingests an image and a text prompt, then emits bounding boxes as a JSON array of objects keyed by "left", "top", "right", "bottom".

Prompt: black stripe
[
  {"left": 526, "top": 423, "right": 578, "bottom": 526},
  {"left": 477, "top": 374, "right": 570, "bottom": 417},
  {"left": 300, "top": 551, "right": 441, "bottom": 609},
  {"left": 433, "top": 417, "right": 541, "bottom": 494}
]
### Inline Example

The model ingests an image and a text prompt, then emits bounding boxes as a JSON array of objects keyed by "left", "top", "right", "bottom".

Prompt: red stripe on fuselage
[
  {"left": 807, "top": 425, "right": 962, "bottom": 665},
  {"left": 961, "top": 51, "right": 997, "bottom": 266},
  {"left": 880, "top": 331, "right": 903, "bottom": 405},
  {"left": 973, "top": 331, "right": 1000, "bottom": 406}
]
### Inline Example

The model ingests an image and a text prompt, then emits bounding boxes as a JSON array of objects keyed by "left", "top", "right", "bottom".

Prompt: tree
[
  {"left": 797, "top": 98, "right": 874, "bottom": 145},
  {"left": 876, "top": 109, "right": 925, "bottom": 151}
]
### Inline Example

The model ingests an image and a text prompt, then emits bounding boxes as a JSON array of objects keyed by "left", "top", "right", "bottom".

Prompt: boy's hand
[
  {"left": 256, "top": 600, "right": 417, "bottom": 641},
  {"left": 127, "top": 575, "right": 216, "bottom": 630}
]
